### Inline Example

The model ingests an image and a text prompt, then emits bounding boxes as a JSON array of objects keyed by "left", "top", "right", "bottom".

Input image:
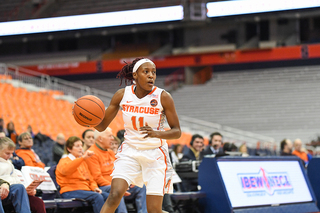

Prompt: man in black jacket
[{"left": 201, "top": 132, "right": 224, "bottom": 158}]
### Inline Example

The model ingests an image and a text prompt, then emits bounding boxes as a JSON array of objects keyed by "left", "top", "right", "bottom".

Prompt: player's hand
[
  {"left": 94, "top": 188, "right": 102, "bottom": 194},
  {"left": 82, "top": 150, "right": 95, "bottom": 159},
  {"left": 0, "top": 183, "right": 9, "bottom": 200},
  {"left": 140, "top": 123, "right": 158, "bottom": 138}
]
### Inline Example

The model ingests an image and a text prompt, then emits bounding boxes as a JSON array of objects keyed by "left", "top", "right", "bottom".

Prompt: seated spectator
[
  {"left": 0, "top": 118, "right": 8, "bottom": 136},
  {"left": 16, "top": 132, "right": 45, "bottom": 168},
  {"left": 116, "top": 129, "right": 125, "bottom": 143},
  {"left": 85, "top": 129, "right": 147, "bottom": 213},
  {"left": 280, "top": 139, "right": 293, "bottom": 156},
  {"left": 6, "top": 121, "right": 17, "bottom": 144},
  {"left": 170, "top": 144, "right": 183, "bottom": 164},
  {"left": 56, "top": 136, "right": 109, "bottom": 213},
  {"left": 0, "top": 132, "right": 25, "bottom": 170},
  {"left": 26, "top": 125, "right": 35, "bottom": 138},
  {"left": 52, "top": 133, "right": 66, "bottom": 164},
  {"left": 181, "top": 134, "right": 204, "bottom": 161},
  {"left": 201, "top": 132, "right": 224, "bottom": 157},
  {"left": 292, "top": 139, "right": 308, "bottom": 164},
  {"left": 0, "top": 137, "right": 46, "bottom": 213},
  {"left": 110, "top": 135, "right": 121, "bottom": 154},
  {"left": 239, "top": 143, "right": 249, "bottom": 157},
  {"left": 0, "top": 178, "right": 31, "bottom": 213},
  {"left": 82, "top": 129, "right": 95, "bottom": 151},
  {"left": 223, "top": 142, "right": 237, "bottom": 152}
]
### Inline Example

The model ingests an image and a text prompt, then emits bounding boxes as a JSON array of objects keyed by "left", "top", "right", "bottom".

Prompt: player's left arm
[{"left": 140, "top": 91, "right": 181, "bottom": 139}]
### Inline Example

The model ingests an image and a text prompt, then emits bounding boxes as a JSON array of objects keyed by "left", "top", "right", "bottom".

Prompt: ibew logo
[{"left": 237, "top": 168, "right": 293, "bottom": 195}]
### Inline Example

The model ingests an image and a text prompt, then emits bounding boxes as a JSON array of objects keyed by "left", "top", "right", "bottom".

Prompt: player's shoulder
[{"left": 160, "top": 89, "right": 173, "bottom": 100}]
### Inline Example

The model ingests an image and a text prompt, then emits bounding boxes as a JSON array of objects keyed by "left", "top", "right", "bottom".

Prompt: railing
[
  {"left": 0, "top": 63, "right": 113, "bottom": 105},
  {"left": 179, "top": 115, "right": 275, "bottom": 146}
]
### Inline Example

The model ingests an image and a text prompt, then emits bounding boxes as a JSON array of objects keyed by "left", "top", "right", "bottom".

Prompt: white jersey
[{"left": 120, "top": 85, "right": 166, "bottom": 150}]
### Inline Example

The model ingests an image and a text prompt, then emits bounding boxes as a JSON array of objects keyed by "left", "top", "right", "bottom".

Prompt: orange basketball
[{"left": 72, "top": 95, "right": 105, "bottom": 127}]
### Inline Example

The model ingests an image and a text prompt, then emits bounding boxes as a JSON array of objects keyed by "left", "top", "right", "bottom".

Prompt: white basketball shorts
[{"left": 111, "top": 142, "right": 174, "bottom": 196}]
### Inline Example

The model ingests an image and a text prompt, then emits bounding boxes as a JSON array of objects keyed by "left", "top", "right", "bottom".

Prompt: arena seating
[
  {"left": 53, "top": 0, "right": 182, "bottom": 17},
  {"left": 74, "top": 75, "right": 168, "bottom": 94},
  {"left": 171, "top": 65, "right": 320, "bottom": 143},
  {"left": 0, "top": 0, "right": 26, "bottom": 22},
  {"left": 0, "top": 76, "right": 124, "bottom": 139}
]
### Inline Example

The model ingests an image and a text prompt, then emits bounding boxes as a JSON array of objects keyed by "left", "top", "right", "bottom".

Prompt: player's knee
[{"left": 108, "top": 190, "right": 124, "bottom": 205}]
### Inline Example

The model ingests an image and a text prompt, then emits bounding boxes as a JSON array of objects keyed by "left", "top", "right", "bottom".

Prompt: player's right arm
[{"left": 95, "top": 88, "right": 124, "bottom": 132}]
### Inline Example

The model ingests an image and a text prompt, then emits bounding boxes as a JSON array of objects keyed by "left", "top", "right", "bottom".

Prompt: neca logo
[
  {"left": 79, "top": 112, "right": 92, "bottom": 121},
  {"left": 237, "top": 167, "right": 293, "bottom": 195}
]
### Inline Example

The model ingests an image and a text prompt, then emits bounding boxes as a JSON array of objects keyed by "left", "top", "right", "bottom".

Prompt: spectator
[
  {"left": 239, "top": 143, "right": 249, "bottom": 157},
  {"left": 0, "top": 118, "right": 8, "bottom": 136},
  {"left": 110, "top": 135, "right": 121, "bottom": 154},
  {"left": 56, "top": 136, "right": 109, "bottom": 213},
  {"left": 82, "top": 129, "right": 95, "bottom": 151},
  {"left": 52, "top": 133, "right": 66, "bottom": 164},
  {"left": 116, "top": 129, "right": 125, "bottom": 143},
  {"left": 0, "top": 178, "right": 31, "bottom": 213},
  {"left": 201, "top": 132, "right": 224, "bottom": 157},
  {"left": 0, "top": 137, "right": 46, "bottom": 213},
  {"left": 292, "top": 139, "right": 308, "bottom": 164},
  {"left": 26, "top": 125, "right": 35, "bottom": 138},
  {"left": 222, "top": 142, "right": 238, "bottom": 156},
  {"left": 6, "top": 121, "right": 17, "bottom": 144},
  {"left": 170, "top": 144, "right": 183, "bottom": 164},
  {"left": 16, "top": 132, "right": 45, "bottom": 168},
  {"left": 280, "top": 139, "right": 293, "bottom": 156},
  {"left": 0, "top": 132, "right": 25, "bottom": 170},
  {"left": 181, "top": 134, "right": 204, "bottom": 161},
  {"left": 85, "top": 129, "right": 147, "bottom": 213}
]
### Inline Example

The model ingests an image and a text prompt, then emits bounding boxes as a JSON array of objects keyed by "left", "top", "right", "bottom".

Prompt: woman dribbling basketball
[{"left": 95, "top": 57, "right": 181, "bottom": 213}]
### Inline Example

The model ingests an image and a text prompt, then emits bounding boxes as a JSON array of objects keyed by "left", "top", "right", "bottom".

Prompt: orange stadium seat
[{"left": 0, "top": 81, "right": 191, "bottom": 146}]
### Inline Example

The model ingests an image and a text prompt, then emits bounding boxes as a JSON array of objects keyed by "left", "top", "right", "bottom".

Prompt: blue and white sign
[{"left": 217, "top": 161, "right": 312, "bottom": 208}]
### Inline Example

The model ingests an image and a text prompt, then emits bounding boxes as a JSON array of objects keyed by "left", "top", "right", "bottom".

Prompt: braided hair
[{"left": 117, "top": 57, "right": 144, "bottom": 85}]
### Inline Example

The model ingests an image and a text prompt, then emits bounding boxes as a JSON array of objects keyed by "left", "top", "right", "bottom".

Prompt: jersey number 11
[{"left": 131, "top": 116, "right": 144, "bottom": 131}]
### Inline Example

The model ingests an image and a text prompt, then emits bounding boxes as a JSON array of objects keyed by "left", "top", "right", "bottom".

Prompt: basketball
[{"left": 72, "top": 95, "right": 105, "bottom": 127}]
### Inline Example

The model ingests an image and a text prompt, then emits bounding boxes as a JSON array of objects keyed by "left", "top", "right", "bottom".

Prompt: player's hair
[
  {"left": 82, "top": 129, "right": 94, "bottom": 139},
  {"left": 0, "top": 137, "right": 15, "bottom": 151},
  {"left": 117, "top": 57, "right": 144, "bottom": 85},
  {"left": 64, "top": 136, "right": 83, "bottom": 154}
]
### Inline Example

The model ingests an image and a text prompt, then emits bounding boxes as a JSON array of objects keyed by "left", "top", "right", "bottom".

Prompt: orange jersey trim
[
  {"left": 159, "top": 147, "right": 168, "bottom": 195},
  {"left": 131, "top": 85, "right": 158, "bottom": 95},
  {"left": 148, "top": 87, "right": 157, "bottom": 95}
]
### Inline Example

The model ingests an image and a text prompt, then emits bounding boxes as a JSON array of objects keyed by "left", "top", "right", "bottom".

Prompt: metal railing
[
  {"left": 0, "top": 63, "right": 113, "bottom": 105},
  {"left": 179, "top": 115, "right": 275, "bottom": 146}
]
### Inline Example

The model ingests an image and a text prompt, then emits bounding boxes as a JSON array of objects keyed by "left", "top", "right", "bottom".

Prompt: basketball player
[{"left": 95, "top": 57, "right": 181, "bottom": 213}]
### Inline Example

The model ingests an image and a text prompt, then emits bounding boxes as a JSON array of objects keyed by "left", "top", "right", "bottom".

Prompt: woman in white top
[{"left": 95, "top": 57, "right": 181, "bottom": 213}]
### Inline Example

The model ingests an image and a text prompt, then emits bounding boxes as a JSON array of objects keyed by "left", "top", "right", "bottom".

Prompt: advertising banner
[{"left": 217, "top": 161, "right": 312, "bottom": 208}]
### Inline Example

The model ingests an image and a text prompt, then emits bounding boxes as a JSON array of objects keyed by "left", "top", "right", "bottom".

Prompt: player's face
[
  {"left": 0, "top": 146, "right": 14, "bottom": 160},
  {"left": 134, "top": 62, "right": 156, "bottom": 91},
  {"left": 68, "top": 140, "right": 83, "bottom": 158},
  {"left": 19, "top": 135, "right": 33, "bottom": 149}
]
